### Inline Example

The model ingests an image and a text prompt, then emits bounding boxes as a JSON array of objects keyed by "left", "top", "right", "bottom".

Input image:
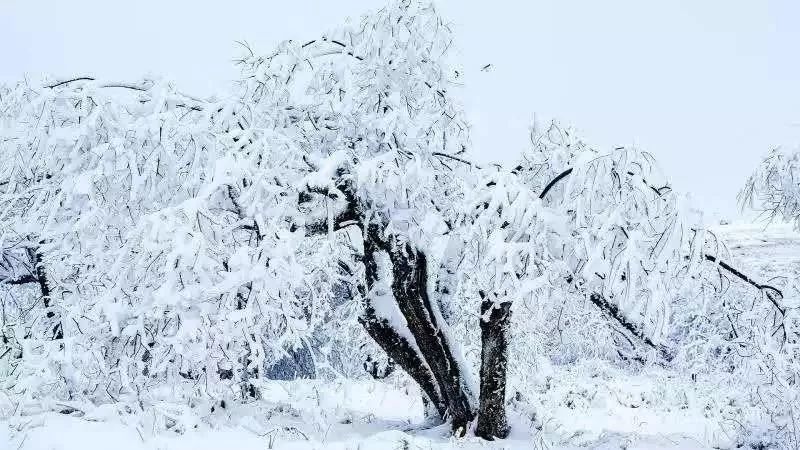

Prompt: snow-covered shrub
[{"left": 742, "top": 145, "right": 800, "bottom": 229}]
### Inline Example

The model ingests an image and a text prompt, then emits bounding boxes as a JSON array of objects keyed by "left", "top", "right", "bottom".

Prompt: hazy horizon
[{"left": 3, "top": 0, "right": 798, "bottom": 222}]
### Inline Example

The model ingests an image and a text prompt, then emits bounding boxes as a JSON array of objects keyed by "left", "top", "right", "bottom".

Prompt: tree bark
[
  {"left": 381, "top": 235, "right": 474, "bottom": 435},
  {"left": 475, "top": 295, "right": 512, "bottom": 439},
  {"left": 360, "top": 228, "right": 448, "bottom": 420},
  {"left": 358, "top": 308, "right": 447, "bottom": 418}
]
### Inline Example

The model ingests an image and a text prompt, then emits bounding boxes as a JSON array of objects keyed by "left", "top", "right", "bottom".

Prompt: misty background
[{"left": 2, "top": 0, "right": 798, "bottom": 221}]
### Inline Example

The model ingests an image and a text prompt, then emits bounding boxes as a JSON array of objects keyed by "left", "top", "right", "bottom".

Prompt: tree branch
[
  {"left": 98, "top": 83, "right": 148, "bottom": 92},
  {"left": 432, "top": 152, "right": 480, "bottom": 169},
  {"left": 0, "top": 273, "right": 38, "bottom": 285},
  {"left": 704, "top": 254, "right": 785, "bottom": 315},
  {"left": 589, "top": 292, "right": 673, "bottom": 361},
  {"left": 296, "top": 176, "right": 361, "bottom": 236},
  {"left": 537, "top": 166, "right": 786, "bottom": 316},
  {"left": 299, "top": 210, "right": 360, "bottom": 236},
  {"left": 46, "top": 77, "right": 95, "bottom": 89},
  {"left": 539, "top": 168, "right": 573, "bottom": 200},
  {"left": 301, "top": 38, "right": 365, "bottom": 61}
]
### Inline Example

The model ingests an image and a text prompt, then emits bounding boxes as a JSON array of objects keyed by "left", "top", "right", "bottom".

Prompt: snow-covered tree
[
  {"left": 0, "top": 75, "right": 366, "bottom": 409},
  {"left": 0, "top": 0, "right": 794, "bottom": 443}
]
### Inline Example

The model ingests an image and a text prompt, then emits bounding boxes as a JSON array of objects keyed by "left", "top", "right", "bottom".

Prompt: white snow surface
[{"left": 2, "top": 373, "right": 715, "bottom": 450}]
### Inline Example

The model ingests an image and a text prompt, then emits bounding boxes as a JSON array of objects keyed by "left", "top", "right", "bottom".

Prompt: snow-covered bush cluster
[
  {"left": 742, "top": 145, "right": 800, "bottom": 229},
  {"left": 0, "top": 0, "right": 796, "bottom": 446}
]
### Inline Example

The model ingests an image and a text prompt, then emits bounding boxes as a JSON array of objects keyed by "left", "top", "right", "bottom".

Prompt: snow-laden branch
[{"left": 536, "top": 155, "right": 787, "bottom": 320}]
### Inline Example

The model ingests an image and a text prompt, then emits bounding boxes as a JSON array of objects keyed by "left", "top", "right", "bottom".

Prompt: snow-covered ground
[
  {"left": 714, "top": 222, "right": 800, "bottom": 280},
  {"left": 0, "top": 375, "right": 716, "bottom": 450},
  {"left": 3, "top": 222, "right": 796, "bottom": 450}
]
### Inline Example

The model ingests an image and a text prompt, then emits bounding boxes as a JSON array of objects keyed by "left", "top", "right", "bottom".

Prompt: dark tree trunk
[
  {"left": 359, "top": 308, "right": 447, "bottom": 418},
  {"left": 381, "top": 237, "right": 474, "bottom": 435},
  {"left": 475, "top": 295, "right": 512, "bottom": 440},
  {"left": 298, "top": 185, "right": 483, "bottom": 437},
  {"left": 360, "top": 228, "right": 448, "bottom": 420},
  {"left": 26, "top": 244, "right": 62, "bottom": 340}
]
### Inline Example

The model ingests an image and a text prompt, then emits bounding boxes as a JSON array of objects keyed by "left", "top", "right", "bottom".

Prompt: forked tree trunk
[
  {"left": 298, "top": 188, "right": 500, "bottom": 438},
  {"left": 360, "top": 227, "right": 449, "bottom": 419},
  {"left": 475, "top": 295, "right": 512, "bottom": 439},
  {"left": 383, "top": 239, "right": 475, "bottom": 435},
  {"left": 360, "top": 224, "right": 475, "bottom": 435}
]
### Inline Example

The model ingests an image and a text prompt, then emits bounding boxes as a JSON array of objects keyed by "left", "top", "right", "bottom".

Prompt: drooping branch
[
  {"left": 589, "top": 293, "right": 672, "bottom": 361},
  {"left": 540, "top": 167, "right": 673, "bottom": 360},
  {"left": 432, "top": 152, "right": 481, "bottom": 169},
  {"left": 300, "top": 38, "right": 365, "bottom": 61},
  {"left": 46, "top": 77, "right": 96, "bottom": 89},
  {"left": 0, "top": 273, "right": 38, "bottom": 285},
  {"left": 1, "top": 243, "right": 48, "bottom": 286},
  {"left": 45, "top": 77, "right": 149, "bottom": 92},
  {"left": 226, "top": 184, "right": 267, "bottom": 246},
  {"left": 704, "top": 254, "right": 785, "bottom": 315},
  {"left": 223, "top": 185, "right": 265, "bottom": 396},
  {"left": 539, "top": 166, "right": 787, "bottom": 319}
]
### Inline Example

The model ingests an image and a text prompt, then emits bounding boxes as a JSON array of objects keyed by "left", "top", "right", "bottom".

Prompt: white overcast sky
[{"left": 2, "top": 0, "right": 798, "bottom": 221}]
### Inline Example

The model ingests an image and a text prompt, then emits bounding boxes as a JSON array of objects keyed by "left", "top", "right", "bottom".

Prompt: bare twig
[
  {"left": 539, "top": 168, "right": 573, "bottom": 200},
  {"left": 432, "top": 152, "right": 479, "bottom": 168},
  {"left": 98, "top": 83, "right": 148, "bottom": 92},
  {"left": 45, "top": 77, "right": 95, "bottom": 89}
]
